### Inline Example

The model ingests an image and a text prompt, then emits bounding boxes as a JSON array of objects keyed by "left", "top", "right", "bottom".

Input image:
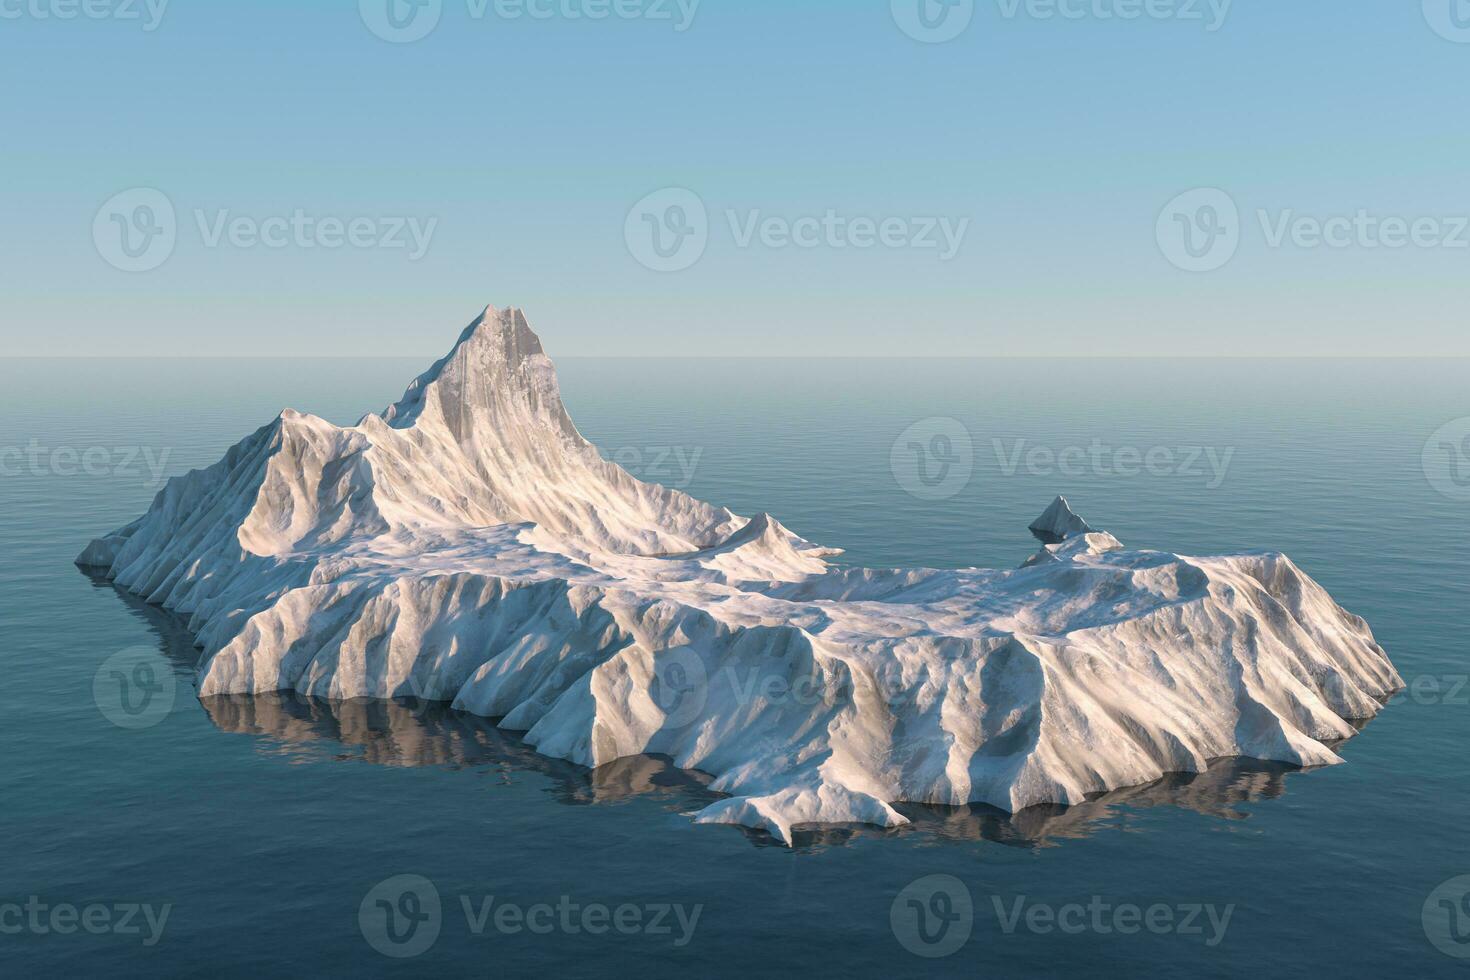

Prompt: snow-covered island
[{"left": 79, "top": 306, "right": 1402, "bottom": 843}]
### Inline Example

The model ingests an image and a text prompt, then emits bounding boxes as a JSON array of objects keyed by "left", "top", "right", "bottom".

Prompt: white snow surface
[{"left": 79, "top": 306, "right": 1403, "bottom": 843}]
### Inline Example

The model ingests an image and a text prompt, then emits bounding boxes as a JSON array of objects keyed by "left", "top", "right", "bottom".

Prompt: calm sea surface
[{"left": 2, "top": 357, "right": 1467, "bottom": 978}]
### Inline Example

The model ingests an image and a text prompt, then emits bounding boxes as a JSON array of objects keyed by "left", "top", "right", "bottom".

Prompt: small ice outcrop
[
  {"left": 76, "top": 517, "right": 143, "bottom": 569},
  {"left": 1020, "top": 497, "right": 1121, "bottom": 566},
  {"left": 1022, "top": 531, "right": 1126, "bottom": 567},
  {"left": 1028, "top": 494, "right": 1096, "bottom": 543},
  {"left": 76, "top": 304, "right": 1403, "bottom": 845}
]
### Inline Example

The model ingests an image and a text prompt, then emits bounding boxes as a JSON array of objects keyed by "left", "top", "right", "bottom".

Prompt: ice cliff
[{"left": 78, "top": 305, "right": 1403, "bottom": 843}]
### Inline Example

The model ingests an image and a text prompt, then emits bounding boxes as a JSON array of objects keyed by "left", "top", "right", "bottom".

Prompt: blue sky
[{"left": 2, "top": 0, "right": 1468, "bottom": 357}]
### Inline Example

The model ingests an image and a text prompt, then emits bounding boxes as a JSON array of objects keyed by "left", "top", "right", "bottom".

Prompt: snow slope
[{"left": 78, "top": 305, "right": 1403, "bottom": 843}]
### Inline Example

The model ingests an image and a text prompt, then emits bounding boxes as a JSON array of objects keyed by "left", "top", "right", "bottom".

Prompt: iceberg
[{"left": 78, "top": 305, "right": 1403, "bottom": 844}]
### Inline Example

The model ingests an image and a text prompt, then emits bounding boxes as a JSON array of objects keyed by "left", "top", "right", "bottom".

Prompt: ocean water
[{"left": 2, "top": 356, "right": 1468, "bottom": 978}]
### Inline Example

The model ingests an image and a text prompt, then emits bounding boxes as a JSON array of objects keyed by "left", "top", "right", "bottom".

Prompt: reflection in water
[
  {"left": 197, "top": 690, "right": 1306, "bottom": 851},
  {"left": 92, "top": 572, "right": 1342, "bottom": 851},
  {"left": 201, "top": 691, "right": 720, "bottom": 812}
]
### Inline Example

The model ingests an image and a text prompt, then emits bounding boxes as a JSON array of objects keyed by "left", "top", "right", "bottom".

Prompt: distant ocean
[{"left": 2, "top": 356, "right": 1467, "bottom": 977}]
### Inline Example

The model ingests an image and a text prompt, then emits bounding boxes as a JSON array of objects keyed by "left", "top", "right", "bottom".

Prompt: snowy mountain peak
[
  {"left": 463, "top": 304, "right": 543, "bottom": 361},
  {"left": 381, "top": 304, "right": 579, "bottom": 444}
]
